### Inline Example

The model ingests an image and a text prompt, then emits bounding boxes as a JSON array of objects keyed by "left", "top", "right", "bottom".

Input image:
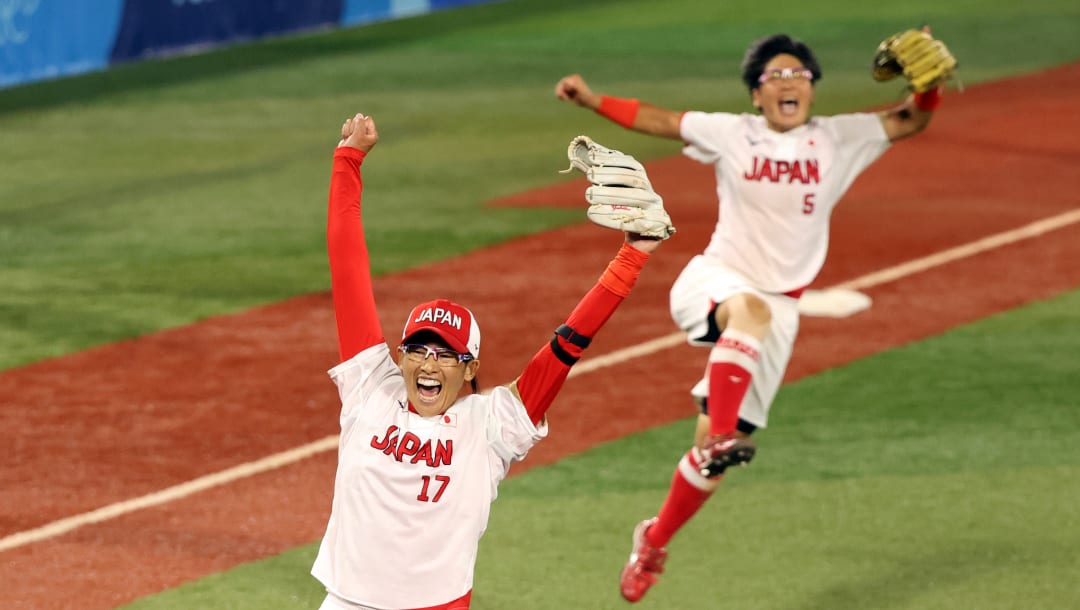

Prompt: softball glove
[
  {"left": 871, "top": 28, "right": 957, "bottom": 93},
  {"left": 561, "top": 135, "right": 676, "bottom": 240}
]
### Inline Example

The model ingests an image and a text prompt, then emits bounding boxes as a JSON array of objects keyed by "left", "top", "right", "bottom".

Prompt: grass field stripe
[
  {"left": 0, "top": 436, "right": 339, "bottom": 553},
  {"left": 2, "top": 209, "right": 1076, "bottom": 554},
  {"left": 835, "top": 208, "right": 1080, "bottom": 292}
]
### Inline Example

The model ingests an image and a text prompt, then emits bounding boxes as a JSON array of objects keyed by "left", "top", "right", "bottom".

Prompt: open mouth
[
  {"left": 779, "top": 98, "right": 800, "bottom": 116},
  {"left": 417, "top": 377, "right": 442, "bottom": 403}
]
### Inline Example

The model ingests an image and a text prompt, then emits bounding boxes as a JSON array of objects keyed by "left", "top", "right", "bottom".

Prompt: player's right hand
[
  {"left": 555, "top": 74, "right": 599, "bottom": 110},
  {"left": 339, "top": 113, "right": 379, "bottom": 153}
]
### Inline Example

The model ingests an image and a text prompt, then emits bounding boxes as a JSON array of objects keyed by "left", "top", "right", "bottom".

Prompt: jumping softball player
[
  {"left": 311, "top": 113, "right": 665, "bottom": 609},
  {"left": 555, "top": 30, "right": 956, "bottom": 602}
]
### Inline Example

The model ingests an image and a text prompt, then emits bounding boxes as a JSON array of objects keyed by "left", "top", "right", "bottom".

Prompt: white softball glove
[{"left": 560, "top": 135, "right": 676, "bottom": 240}]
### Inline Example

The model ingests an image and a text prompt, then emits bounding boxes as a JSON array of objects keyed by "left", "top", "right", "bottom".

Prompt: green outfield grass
[
  {"left": 4, "top": 0, "right": 1079, "bottom": 608},
  {"left": 2, "top": 0, "right": 1077, "bottom": 370},
  {"left": 119, "top": 289, "right": 1080, "bottom": 609}
]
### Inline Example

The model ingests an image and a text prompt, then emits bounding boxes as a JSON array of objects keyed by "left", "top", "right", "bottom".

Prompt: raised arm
[
  {"left": 878, "top": 87, "right": 940, "bottom": 142},
  {"left": 871, "top": 27, "right": 955, "bottom": 142},
  {"left": 327, "top": 113, "right": 383, "bottom": 362},
  {"left": 512, "top": 234, "right": 658, "bottom": 425},
  {"left": 555, "top": 74, "right": 684, "bottom": 140},
  {"left": 510, "top": 136, "right": 669, "bottom": 424}
]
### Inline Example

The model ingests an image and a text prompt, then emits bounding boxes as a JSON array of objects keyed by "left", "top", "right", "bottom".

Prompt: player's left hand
[
  {"left": 626, "top": 232, "right": 662, "bottom": 254},
  {"left": 561, "top": 135, "right": 676, "bottom": 240},
  {"left": 871, "top": 27, "right": 957, "bottom": 93}
]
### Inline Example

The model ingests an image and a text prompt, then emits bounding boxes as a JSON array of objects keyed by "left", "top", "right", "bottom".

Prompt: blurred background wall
[{"left": 0, "top": 0, "right": 498, "bottom": 89}]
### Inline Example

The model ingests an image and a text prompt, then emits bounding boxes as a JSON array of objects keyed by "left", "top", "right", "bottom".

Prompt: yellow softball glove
[{"left": 871, "top": 28, "right": 957, "bottom": 93}]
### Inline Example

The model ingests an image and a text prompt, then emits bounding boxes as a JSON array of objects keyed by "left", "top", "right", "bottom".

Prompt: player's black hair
[{"left": 740, "top": 34, "right": 823, "bottom": 92}]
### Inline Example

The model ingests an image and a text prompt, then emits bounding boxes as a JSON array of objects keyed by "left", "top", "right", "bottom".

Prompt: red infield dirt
[{"left": 2, "top": 63, "right": 1079, "bottom": 609}]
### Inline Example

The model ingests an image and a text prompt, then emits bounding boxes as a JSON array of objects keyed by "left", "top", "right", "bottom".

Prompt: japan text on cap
[{"left": 401, "top": 299, "right": 481, "bottom": 358}]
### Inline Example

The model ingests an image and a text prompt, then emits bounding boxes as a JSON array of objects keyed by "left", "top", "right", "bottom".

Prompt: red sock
[
  {"left": 647, "top": 448, "right": 721, "bottom": 548},
  {"left": 706, "top": 330, "right": 761, "bottom": 435}
]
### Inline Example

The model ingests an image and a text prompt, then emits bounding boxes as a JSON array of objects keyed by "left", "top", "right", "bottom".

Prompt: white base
[{"left": 797, "top": 289, "right": 873, "bottom": 318}]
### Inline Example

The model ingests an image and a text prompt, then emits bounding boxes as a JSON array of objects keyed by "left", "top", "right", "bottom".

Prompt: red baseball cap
[{"left": 401, "top": 298, "right": 481, "bottom": 358}]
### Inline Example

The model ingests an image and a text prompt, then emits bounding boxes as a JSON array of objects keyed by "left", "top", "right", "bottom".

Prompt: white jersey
[
  {"left": 311, "top": 343, "right": 548, "bottom": 609},
  {"left": 681, "top": 111, "right": 890, "bottom": 293}
]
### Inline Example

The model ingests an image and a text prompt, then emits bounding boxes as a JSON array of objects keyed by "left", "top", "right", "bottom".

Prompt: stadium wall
[{"left": 0, "top": 0, "right": 498, "bottom": 90}]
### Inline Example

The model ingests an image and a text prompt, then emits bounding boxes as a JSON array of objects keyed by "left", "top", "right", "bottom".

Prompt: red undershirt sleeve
[
  {"left": 327, "top": 147, "right": 384, "bottom": 362},
  {"left": 515, "top": 243, "right": 649, "bottom": 424}
]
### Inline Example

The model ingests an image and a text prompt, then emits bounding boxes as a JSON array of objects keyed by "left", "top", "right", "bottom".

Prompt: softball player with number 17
[
  {"left": 311, "top": 113, "right": 665, "bottom": 609},
  {"left": 555, "top": 30, "right": 956, "bottom": 602}
]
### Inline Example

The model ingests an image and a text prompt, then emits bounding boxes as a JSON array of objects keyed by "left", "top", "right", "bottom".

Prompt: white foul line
[
  {"left": 2, "top": 208, "right": 1078, "bottom": 554},
  {"left": 834, "top": 208, "right": 1080, "bottom": 292},
  {"left": 0, "top": 437, "right": 339, "bottom": 553},
  {"left": 570, "top": 207, "right": 1080, "bottom": 375}
]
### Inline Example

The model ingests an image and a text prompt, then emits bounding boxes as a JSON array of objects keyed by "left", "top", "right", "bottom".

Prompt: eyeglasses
[
  {"left": 399, "top": 344, "right": 473, "bottom": 367},
  {"left": 758, "top": 67, "right": 814, "bottom": 84}
]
